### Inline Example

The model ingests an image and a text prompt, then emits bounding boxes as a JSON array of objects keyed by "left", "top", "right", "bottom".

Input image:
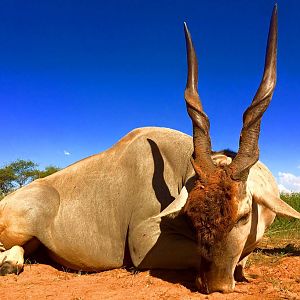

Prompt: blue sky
[{"left": 0, "top": 1, "right": 299, "bottom": 191}]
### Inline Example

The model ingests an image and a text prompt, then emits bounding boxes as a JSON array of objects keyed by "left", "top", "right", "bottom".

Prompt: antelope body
[{"left": 0, "top": 5, "right": 299, "bottom": 293}]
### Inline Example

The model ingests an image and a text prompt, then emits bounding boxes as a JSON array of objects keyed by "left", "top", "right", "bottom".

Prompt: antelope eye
[{"left": 236, "top": 212, "right": 251, "bottom": 225}]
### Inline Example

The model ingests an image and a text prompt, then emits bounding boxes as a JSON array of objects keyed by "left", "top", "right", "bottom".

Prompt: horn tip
[
  {"left": 183, "top": 22, "right": 189, "bottom": 33},
  {"left": 273, "top": 3, "right": 278, "bottom": 15},
  {"left": 271, "top": 3, "right": 278, "bottom": 31}
]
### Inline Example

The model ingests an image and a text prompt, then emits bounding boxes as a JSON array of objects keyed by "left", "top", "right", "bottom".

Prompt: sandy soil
[{"left": 0, "top": 241, "right": 299, "bottom": 300}]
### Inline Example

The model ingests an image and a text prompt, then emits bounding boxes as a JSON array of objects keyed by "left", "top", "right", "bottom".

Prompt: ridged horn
[
  {"left": 184, "top": 22, "right": 216, "bottom": 178},
  {"left": 230, "top": 4, "right": 278, "bottom": 181}
]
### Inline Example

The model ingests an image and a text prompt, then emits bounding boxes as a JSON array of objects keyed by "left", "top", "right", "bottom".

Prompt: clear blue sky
[{"left": 0, "top": 1, "right": 299, "bottom": 191}]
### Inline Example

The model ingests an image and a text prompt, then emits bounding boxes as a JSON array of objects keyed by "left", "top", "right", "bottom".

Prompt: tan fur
[{"left": 0, "top": 127, "right": 298, "bottom": 293}]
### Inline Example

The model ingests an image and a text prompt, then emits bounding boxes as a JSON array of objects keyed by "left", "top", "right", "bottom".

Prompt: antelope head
[{"left": 183, "top": 5, "right": 278, "bottom": 293}]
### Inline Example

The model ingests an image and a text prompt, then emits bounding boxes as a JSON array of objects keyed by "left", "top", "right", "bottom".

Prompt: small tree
[
  {"left": 0, "top": 166, "right": 16, "bottom": 195},
  {"left": 9, "top": 159, "right": 38, "bottom": 188},
  {"left": 0, "top": 160, "right": 61, "bottom": 199}
]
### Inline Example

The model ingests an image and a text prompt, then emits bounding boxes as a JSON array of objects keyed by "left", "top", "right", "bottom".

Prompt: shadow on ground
[
  {"left": 26, "top": 247, "right": 198, "bottom": 291},
  {"left": 149, "top": 269, "right": 198, "bottom": 292},
  {"left": 25, "top": 246, "right": 94, "bottom": 274},
  {"left": 254, "top": 243, "right": 300, "bottom": 256}
]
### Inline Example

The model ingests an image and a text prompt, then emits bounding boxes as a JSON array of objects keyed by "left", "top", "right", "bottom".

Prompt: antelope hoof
[
  {"left": 0, "top": 245, "right": 25, "bottom": 275},
  {"left": 234, "top": 265, "right": 250, "bottom": 283},
  {"left": 0, "top": 261, "right": 23, "bottom": 275}
]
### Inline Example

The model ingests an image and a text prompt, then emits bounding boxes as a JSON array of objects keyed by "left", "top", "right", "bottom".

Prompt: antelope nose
[{"left": 196, "top": 275, "right": 235, "bottom": 294}]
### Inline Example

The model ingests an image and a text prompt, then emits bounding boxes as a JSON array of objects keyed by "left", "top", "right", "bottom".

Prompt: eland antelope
[{"left": 0, "top": 5, "right": 299, "bottom": 294}]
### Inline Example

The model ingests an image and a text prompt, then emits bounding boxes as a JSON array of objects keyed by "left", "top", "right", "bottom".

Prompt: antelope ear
[
  {"left": 254, "top": 192, "right": 300, "bottom": 219},
  {"left": 154, "top": 186, "right": 188, "bottom": 219}
]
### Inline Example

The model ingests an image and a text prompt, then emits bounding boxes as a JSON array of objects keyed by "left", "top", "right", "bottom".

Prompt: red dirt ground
[{"left": 0, "top": 242, "right": 299, "bottom": 300}]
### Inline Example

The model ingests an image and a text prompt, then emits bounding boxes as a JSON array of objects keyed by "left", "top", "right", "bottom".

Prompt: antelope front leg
[
  {"left": 0, "top": 246, "right": 25, "bottom": 275},
  {"left": 234, "top": 255, "right": 250, "bottom": 282}
]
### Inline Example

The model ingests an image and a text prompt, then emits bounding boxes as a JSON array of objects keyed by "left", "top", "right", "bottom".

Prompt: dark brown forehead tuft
[{"left": 183, "top": 170, "right": 242, "bottom": 260}]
